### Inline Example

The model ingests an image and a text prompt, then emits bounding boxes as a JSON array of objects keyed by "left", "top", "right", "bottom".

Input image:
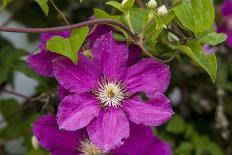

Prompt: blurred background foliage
[{"left": 0, "top": 0, "right": 231, "bottom": 155}]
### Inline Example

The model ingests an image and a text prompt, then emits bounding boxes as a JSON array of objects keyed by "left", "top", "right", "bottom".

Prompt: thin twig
[
  {"left": 137, "top": 43, "right": 178, "bottom": 63},
  {"left": 49, "top": 0, "right": 70, "bottom": 25},
  {"left": 1, "top": 88, "right": 30, "bottom": 100},
  {"left": 0, "top": 19, "right": 139, "bottom": 41}
]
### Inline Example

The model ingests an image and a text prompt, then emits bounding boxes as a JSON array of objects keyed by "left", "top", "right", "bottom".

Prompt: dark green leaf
[
  {"left": 173, "top": 0, "right": 215, "bottom": 34},
  {"left": 106, "top": 1, "right": 125, "bottom": 13},
  {"left": 179, "top": 40, "right": 217, "bottom": 82},
  {"left": 34, "top": 0, "right": 49, "bottom": 16},
  {"left": 167, "top": 114, "right": 186, "bottom": 134}
]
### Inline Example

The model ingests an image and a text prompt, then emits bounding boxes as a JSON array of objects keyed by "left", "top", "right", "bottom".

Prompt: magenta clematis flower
[
  {"left": 54, "top": 32, "right": 173, "bottom": 151},
  {"left": 218, "top": 0, "right": 232, "bottom": 47},
  {"left": 27, "top": 26, "right": 141, "bottom": 77},
  {"left": 32, "top": 114, "right": 171, "bottom": 155}
]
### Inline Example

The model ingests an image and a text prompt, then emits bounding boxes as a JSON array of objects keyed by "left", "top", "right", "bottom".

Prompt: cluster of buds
[{"left": 147, "top": 0, "right": 168, "bottom": 16}]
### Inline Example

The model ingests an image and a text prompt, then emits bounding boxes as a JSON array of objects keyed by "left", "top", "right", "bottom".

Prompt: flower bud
[
  {"left": 121, "top": 0, "right": 135, "bottom": 10},
  {"left": 147, "top": 0, "right": 157, "bottom": 9},
  {"left": 157, "top": 5, "right": 168, "bottom": 16},
  {"left": 31, "top": 135, "right": 39, "bottom": 150}
]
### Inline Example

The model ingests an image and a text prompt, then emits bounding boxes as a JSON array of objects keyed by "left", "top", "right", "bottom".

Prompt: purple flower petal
[
  {"left": 58, "top": 84, "right": 71, "bottom": 99},
  {"left": 88, "top": 25, "right": 113, "bottom": 47},
  {"left": 32, "top": 115, "right": 82, "bottom": 153},
  {"left": 221, "top": 0, "right": 232, "bottom": 16},
  {"left": 52, "top": 148, "right": 80, "bottom": 155},
  {"left": 124, "top": 58, "right": 170, "bottom": 96},
  {"left": 92, "top": 32, "right": 129, "bottom": 80},
  {"left": 87, "top": 109, "right": 129, "bottom": 151},
  {"left": 57, "top": 94, "right": 100, "bottom": 131},
  {"left": 53, "top": 57, "right": 100, "bottom": 94},
  {"left": 127, "top": 45, "right": 142, "bottom": 66},
  {"left": 114, "top": 123, "right": 171, "bottom": 155},
  {"left": 125, "top": 92, "right": 174, "bottom": 126},
  {"left": 27, "top": 50, "right": 59, "bottom": 77},
  {"left": 143, "top": 137, "right": 171, "bottom": 155},
  {"left": 39, "top": 31, "right": 70, "bottom": 50}
]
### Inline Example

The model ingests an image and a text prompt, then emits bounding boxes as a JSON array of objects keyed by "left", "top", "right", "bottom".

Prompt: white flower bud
[
  {"left": 157, "top": 5, "right": 168, "bottom": 16},
  {"left": 147, "top": 0, "right": 157, "bottom": 9},
  {"left": 31, "top": 135, "right": 40, "bottom": 150}
]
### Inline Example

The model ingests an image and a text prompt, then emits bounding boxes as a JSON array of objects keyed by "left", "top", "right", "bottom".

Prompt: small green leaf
[
  {"left": 167, "top": 114, "right": 186, "bottom": 134},
  {"left": 173, "top": 0, "right": 215, "bottom": 34},
  {"left": 179, "top": 40, "right": 217, "bottom": 82},
  {"left": 129, "top": 8, "right": 149, "bottom": 34},
  {"left": 121, "top": 0, "right": 135, "bottom": 10},
  {"left": 34, "top": 0, "right": 49, "bottom": 16},
  {"left": 200, "top": 32, "right": 227, "bottom": 45},
  {"left": 94, "top": 8, "right": 124, "bottom": 23},
  {"left": 106, "top": 1, "right": 125, "bottom": 13},
  {"left": 46, "top": 27, "right": 89, "bottom": 64}
]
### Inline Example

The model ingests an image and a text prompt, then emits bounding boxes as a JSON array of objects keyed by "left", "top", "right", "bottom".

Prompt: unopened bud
[
  {"left": 157, "top": 5, "right": 168, "bottom": 16},
  {"left": 121, "top": 0, "right": 135, "bottom": 10},
  {"left": 147, "top": 0, "right": 157, "bottom": 9},
  {"left": 31, "top": 135, "right": 39, "bottom": 150}
]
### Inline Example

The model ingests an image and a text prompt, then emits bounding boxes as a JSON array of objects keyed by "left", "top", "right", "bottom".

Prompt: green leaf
[
  {"left": 46, "top": 27, "right": 89, "bottom": 64},
  {"left": 94, "top": 8, "right": 124, "bottom": 23},
  {"left": 106, "top": 1, "right": 125, "bottom": 13},
  {"left": 167, "top": 114, "right": 186, "bottom": 134},
  {"left": 0, "top": 46, "right": 28, "bottom": 84},
  {"left": 0, "top": 99, "right": 21, "bottom": 124},
  {"left": 129, "top": 8, "right": 149, "bottom": 34},
  {"left": 121, "top": 0, "right": 135, "bottom": 10},
  {"left": 176, "top": 142, "right": 194, "bottom": 154},
  {"left": 200, "top": 32, "right": 227, "bottom": 45},
  {"left": 34, "top": 0, "right": 49, "bottom": 16},
  {"left": 173, "top": 0, "right": 214, "bottom": 34},
  {"left": 179, "top": 40, "right": 217, "bottom": 82},
  {"left": 2, "top": 0, "right": 13, "bottom": 7}
]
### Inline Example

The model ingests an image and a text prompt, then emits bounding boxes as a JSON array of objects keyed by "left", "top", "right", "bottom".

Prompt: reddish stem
[{"left": 0, "top": 19, "right": 139, "bottom": 41}]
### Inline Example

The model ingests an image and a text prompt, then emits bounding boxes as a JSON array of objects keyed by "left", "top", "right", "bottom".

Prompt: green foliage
[
  {"left": 34, "top": 0, "right": 49, "bottom": 16},
  {"left": 0, "top": 46, "right": 28, "bottom": 85},
  {"left": 129, "top": 8, "right": 149, "bottom": 34},
  {"left": 94, "top": 8, "right": 124, "bottom": 23},
  {"left": 106, "top": 1, "right": 125, "bottom": 13},
  {"left": 121, "top": 0, "right": 135, "bottom": 10},
  {"left": 46, "top": 27, "right": 89, "bottom": 64},
  {"left": 179, "top": 40, "right": 217, "bottom": 82},
  {"left": 200, "top": 32, "right": 227, "bottom": 46},
  {"left": 167, "top": 114, "right": 186, "bottom": 134},
  {"left": 173, "top": 0, "right": 215, "bottom": 35},
  {"left": 2, "top": 0, "right": 12, "bottom": 7}
]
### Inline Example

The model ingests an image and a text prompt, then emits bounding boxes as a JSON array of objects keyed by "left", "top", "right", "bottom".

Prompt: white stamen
[
  {"left": 79, "top": 139, "right": 103, "bottom": 155},
  {"left": 94, "top": 78, "right": 127, "bottom": 108}
]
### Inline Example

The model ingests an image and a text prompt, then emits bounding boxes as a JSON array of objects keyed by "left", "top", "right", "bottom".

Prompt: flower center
[
  {"left": 94, "top": 78, "right": 127, "bottom": 107},
  {"left": 79, "top": 139, "right": 103, "bottom": 155}
]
